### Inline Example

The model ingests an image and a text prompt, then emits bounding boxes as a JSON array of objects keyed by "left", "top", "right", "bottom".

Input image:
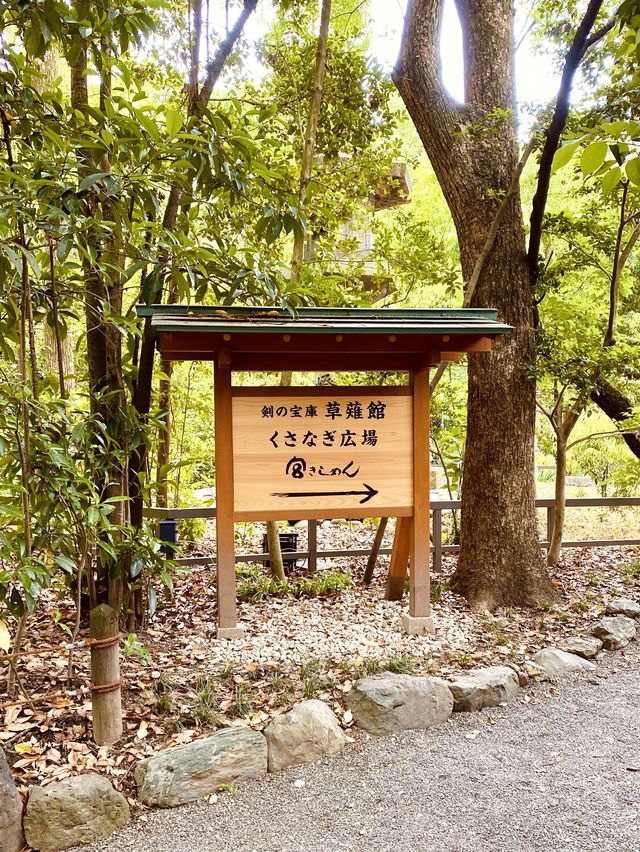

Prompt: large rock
[
  {"left": 264, "top": 699, "right": 347, "bottom": 772},
  {"left": 135, "top": 727, "right": 267, "bottom": 807},
  {"left": 448, "top": 666, "right": 520, "bottom": 712},
  {"left": 557, "top": 635, "right": 603, "bottom": 659},
  {"left": 592, "top": 615, "right": 637, "bottom": 650},
  {"left": 345, "top": 673, "right": 453, "bottom": 736},
  {"left": 0, "top": 749, "right": 24, "bottom": 852},
  {"left": 24, "top": 774, "right": 129, "bottom": 852},
  {"left": 532, "top": 647, "right": 596, "bottom": 679},
  {"left": 605, "top": 598, "right": 640, "bottom": 619}
]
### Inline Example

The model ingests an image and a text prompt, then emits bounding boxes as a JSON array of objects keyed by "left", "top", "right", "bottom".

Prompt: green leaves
[
  {"left": 602, "top": 166, "right": 622, "bottom": 195},
  {"left": 625, "top": 157, "right": 640, "bottom": 185},
  {"left": 580, "top": 141, "right": 608, "bottom": 176},
  {"left": 77, "top": 172, "right": 111, "bottom": 193},
  {"left": 165, "top": 109, "right": 183, "bottom": 138},
  {"left": 552, "top": 139, "right": 582, "bottom": 172}
]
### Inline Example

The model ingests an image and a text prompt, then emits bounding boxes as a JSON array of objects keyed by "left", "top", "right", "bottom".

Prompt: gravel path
[{"left": 85, "top": 649, "right": 639, "bottom": 852}]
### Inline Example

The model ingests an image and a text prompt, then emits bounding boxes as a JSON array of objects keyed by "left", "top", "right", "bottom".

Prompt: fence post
[
  {"left": 546, "top": 505, "right": 555, "bottom": 547},
  {"left": 432, "top": 507, "right": 442, "bottom": 572},
  {"left": 307, "top": 520, "right": 318, "bottom": 573},
  {"left": 90, "top": 604, "right": 123, "bottom": 745}
]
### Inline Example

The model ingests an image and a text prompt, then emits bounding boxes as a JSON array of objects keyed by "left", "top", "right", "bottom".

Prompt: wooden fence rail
[{"left": 145, "top": 497, "right": 640, "bottom": 572}]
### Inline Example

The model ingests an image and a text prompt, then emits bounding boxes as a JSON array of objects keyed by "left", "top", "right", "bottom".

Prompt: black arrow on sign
[{"left": 271, "top": 483, "right": 379, "bottom": 505}]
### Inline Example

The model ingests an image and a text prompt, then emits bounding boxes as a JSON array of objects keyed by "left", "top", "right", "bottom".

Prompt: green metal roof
[{"left": 138, "top": 305, "right": 513, "bottom": 336}]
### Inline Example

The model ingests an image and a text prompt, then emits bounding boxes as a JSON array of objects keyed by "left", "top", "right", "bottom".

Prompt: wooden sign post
[
  {"left": 213, "top": 375, "right": 433, "bottom": 637},
  {"left": 141, "top": 305, "right": 512, "bottom": 638}
]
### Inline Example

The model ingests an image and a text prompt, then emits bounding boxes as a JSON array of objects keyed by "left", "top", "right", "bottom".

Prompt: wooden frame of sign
[{"left": 141, "top": 305, "right": 512, "bottom": 638}]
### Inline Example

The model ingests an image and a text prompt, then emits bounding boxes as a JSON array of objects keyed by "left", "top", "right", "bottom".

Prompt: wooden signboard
[
  {"left": 232, "top": 387, "right": 413, "bottom": 521},
  {"left": 146, "top": 305, "right": 511, "bottom": 637}
]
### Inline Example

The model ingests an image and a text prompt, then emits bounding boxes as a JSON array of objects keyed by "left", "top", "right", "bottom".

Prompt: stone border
[{"left": 8, "top": 599, "right": 638, "bottom": 852}]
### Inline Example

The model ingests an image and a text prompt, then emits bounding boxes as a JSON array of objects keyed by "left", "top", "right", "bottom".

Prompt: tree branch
[
  {"left": 190, "top": 0, "right": 203, "bottom": 109},
  {"left": 567, "top": 428, "right": 639, "bottom": 450},
  {"left": 198, "top": 0, "right": 258, "bottom": 106},
  {"left": 527, "top": 0, "right": 607, "bottom": 285},
  {"left": 162, "top": 0, "right": 258, "bottom": 237},
  {"left": 393, "top": 0, "right": 463, "bottom": 175},
  {"left": 535, "top": 399, "right": 556, "bottom": 429},
  {"left": 583, "top": 13, "right": 617, "bottom": 52},
  {"left": 619, "top": 219, "right": 640, "bottom": 275},
  {"left": 590, "top": 377, "right": 640, "bottom": 459},
  {"left": 603, "top": 180, "right": 629, "bottom": 347}
]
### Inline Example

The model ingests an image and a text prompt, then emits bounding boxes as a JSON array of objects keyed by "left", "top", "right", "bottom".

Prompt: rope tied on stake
[
  {"left": 87, "top": 633, "right": 122, "bottom": 650},
  {"left": 89, "top": 679, "right": 122, "bottom": 695}
]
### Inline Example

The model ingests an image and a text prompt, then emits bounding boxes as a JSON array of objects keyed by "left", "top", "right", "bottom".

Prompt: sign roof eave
[{"left": 138, "top": 305, "right": 513, "bottom": 337}]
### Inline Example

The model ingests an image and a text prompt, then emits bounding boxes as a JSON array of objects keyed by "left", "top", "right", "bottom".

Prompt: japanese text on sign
[{"left": 232, "top": 389, "right": 413, "bottom": 519}]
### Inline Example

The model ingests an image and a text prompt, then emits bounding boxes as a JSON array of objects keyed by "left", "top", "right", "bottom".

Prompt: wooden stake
[
  {"left": 409, "top": 368, "right": 430, "bottom": 618},
  {"left": 89, "top": 604, "right": 122, "bottom": 745},
  {"left": 385, "top": 516, "right": 410, "bottom": 600},
  {"left": 214, "top": 348, "right": 240, "bottom": 636}
]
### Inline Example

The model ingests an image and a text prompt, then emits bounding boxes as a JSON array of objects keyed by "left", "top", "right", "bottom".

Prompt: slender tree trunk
[
  {"left": 266, "top": 518, "right": 286, "bottom": 582},
  {"left": 8, "top": 243, "right": 33, "bottom": 695},
  {"left": 290, "top": 0, "right": 332, "bottom": 280},
  {"left": 130, "top": 0, "right": 258, "bottom": 530},
  {"left": 71, "top": 36, "right": 128, "bottom": 613},
  {"left": 44, "top": 274, "right": 73, "bottom": 398},
  {"left": 266, "top": 0, "right": 332, "bottom": 579},
  {"left": 394, "top": 0, "right": 556, "bottom": 608},
  {"left": 547, "top": 433, "right": 567, "bottom": 566},
  {"left": 1, "top": 104, "right": 35, "bottom": 693}
]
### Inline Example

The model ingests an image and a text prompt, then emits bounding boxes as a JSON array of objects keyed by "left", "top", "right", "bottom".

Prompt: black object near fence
[{"left": 261, "top": 532, "right": 300, "bottom": 573}]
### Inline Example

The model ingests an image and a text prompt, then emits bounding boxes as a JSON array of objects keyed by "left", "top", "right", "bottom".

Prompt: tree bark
[{"left": 395, "top": 0, "right": 556, "bottom": 608}]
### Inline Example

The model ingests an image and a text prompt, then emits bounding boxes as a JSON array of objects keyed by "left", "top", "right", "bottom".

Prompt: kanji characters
[{"left": 367, "top": 400, "right": 386, "bottom": 419}]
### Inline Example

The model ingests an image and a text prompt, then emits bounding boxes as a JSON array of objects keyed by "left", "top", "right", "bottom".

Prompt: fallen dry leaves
[{"left": 1, "top": 513, "right": 638, "bottom": 806}]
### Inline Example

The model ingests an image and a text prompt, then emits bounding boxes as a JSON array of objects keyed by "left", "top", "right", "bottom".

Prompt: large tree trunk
[
  {"left": 458, "top": 203, "right": 553, "bottom": 606},
  {"left": 394, "top": 0, "right": 556, "bottom": 608}
]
